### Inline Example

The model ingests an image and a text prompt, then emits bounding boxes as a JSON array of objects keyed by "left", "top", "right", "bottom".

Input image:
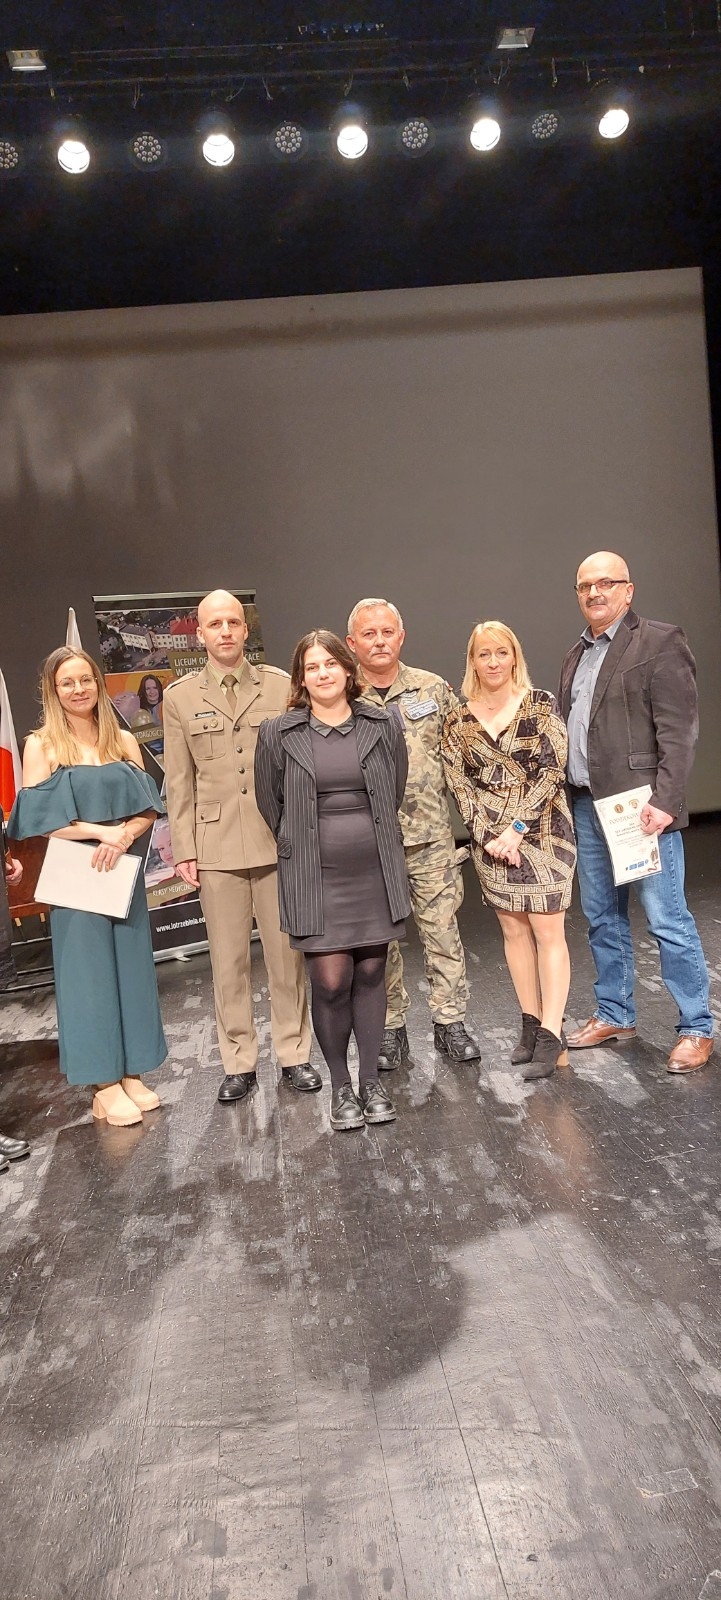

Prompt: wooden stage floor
[{"left": 1, "top": 819, "right": 721, "bottom": 1600}]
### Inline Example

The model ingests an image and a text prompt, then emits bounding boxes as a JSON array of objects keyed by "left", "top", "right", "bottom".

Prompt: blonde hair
[
  {"left": 36, "top": 647, "right": 128, "bottom": 768},
  {"left": 461, "top": 621, "right": 533, "bottom": 700}
]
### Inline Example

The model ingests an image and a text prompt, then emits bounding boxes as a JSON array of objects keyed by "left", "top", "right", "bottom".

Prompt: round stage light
[
  {"left": 469, "top": 116, "right": 501, "bottom": 153},
  {"left": 202, "top": 130, "right": 235, "bottom": 167},
  {"left": 399, "top": 117, "right": 432, "bottom": 156},
  {"left": 336, "top": 122, "right": 368, "bottom": 160},
  {"left": 272, "top": 121, "right": 307, "bottom": 159},
  {"left": 531, "top": 110, "right": 560, "bottom": 143},
  {"left": 129, "top": 131, "right": 166, "bottom": 169},
  {"left": 57, "top": 136, "right": 90, "bottom": 174},
  {"left": 0, "top": 138, "right": 21, "bottom": 173},
  {"left": 598, "top": 105, "right": 630, "bottom": 140}
]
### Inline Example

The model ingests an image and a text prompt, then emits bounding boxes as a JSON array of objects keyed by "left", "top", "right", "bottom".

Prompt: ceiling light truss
[{"left": 2, "top": 29, "right": 721, "bottom": 100}]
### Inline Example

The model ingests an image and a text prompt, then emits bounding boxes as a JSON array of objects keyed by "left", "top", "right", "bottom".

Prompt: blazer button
[
  {"left": 238, "top": 766, "right": 245, "bottom": 773},
  {"left": 374, "top": 816, "right": 380, "bottom": 824},
  {"left": 236, "top": 745, "right": 243, "bottom": 753},
  {"left": 241, "top": 786, "right": 248, "bottom": 795}
]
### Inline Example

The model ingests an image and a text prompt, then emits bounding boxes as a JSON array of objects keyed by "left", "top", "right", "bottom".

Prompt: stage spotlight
[
  {"left": 399, "top": 116, "right": 432, "bottom": 156},
  {"left": 530, "top": 109, "right": 561, "bottom": 143},
  {"left": 271, "top": 121, "right": 308, "bottom": 160},
  {"left": 57, "top": 135, "right": 90, "bottom": 174},
  {"left": 128, "top": 131, "right": 167, "bottom": 169},
  {"left": 598, "top": 104, "right": 630, "bottom": 140},
  {"left": 336, "top": 120, "right": 368, "bottom": 160},
  {"left": 0, "top": 138, "right": 21, "bottom": 174},
  {"left": 202, "top": 129, "right": 235, "bottom": 166},
  {"left": 469, "top": 115, "right": 501, "bottom": 153}
]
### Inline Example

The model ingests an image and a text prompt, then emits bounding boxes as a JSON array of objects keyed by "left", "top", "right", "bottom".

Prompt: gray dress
[{"left": 291, "top": 715, "right": 406, "bottom": 953}]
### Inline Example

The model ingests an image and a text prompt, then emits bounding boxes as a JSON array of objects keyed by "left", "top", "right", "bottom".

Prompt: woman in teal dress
[{"left": 9, "top": 646, "right": 167, "bottom": 1127}]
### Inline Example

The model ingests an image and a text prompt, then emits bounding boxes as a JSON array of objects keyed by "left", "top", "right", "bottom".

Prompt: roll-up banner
[{"left": 93, "top": 591, "right": 265, "bottom": 959}]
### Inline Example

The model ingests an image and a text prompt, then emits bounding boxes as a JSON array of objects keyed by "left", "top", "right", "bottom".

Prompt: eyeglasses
[
  {"left": 57, "top": 675, "right": 95, "bottom": 690},
  {"left": 574, "top": 578, "right": 629, "bottom": 597}
]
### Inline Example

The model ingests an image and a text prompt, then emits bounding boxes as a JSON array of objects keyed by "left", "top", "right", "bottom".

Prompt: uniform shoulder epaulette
[
  {"left": 165, "top": 672, "right": 199, "bottom": 691},
  {"left": 259, "top": 663, "right": 291, "bottom": 679},
  {"left": 407, "top": 664, "right": 450, "bottom": 691}
]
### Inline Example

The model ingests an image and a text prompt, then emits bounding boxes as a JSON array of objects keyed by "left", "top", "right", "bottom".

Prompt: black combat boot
[
  {"left": 378, "top": 1025, "right": 410, "bottom": 1072},
  {"left": 433, "top": 1021, "right": 481, "bottom": 1063}
]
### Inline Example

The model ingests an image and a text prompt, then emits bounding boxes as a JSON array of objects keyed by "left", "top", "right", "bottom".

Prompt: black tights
[{"left": 304, "top": 944, "right": 389, "bottom": 1091}]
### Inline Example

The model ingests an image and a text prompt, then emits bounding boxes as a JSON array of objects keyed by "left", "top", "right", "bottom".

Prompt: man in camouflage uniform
[{"left": 347, "top": 599, "right": 480, "bottom": 1068}]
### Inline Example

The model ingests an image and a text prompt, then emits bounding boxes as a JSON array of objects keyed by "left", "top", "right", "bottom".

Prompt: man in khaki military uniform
[
  {"left": 164, "top": 590, "right": 319, "bottom": 1103},
  {"left": 347, "top": 598, "right": 480, "bottom": 1068}
]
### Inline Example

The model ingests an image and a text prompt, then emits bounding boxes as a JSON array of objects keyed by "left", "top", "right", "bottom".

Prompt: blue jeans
[{"left": 572, "top": 791, "right": 712, "bottom": 1037}]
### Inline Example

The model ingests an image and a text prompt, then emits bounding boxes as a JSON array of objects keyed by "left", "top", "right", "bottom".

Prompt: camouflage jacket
[{"left": 361, "top": 662, "right": 458, "bottom": 846}]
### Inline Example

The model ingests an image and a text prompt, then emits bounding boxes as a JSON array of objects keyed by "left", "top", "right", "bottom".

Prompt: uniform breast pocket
[
  {"left": 247, "top": 711, "right": 273, "bottom": 741},
  {"left": 188, "top": 718, "right": 225, "bottom": 760}
]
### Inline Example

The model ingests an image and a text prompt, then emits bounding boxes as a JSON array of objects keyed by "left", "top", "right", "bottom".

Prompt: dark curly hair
[{"left": 288, "top": 630, "right": 363, "bottom": 709}]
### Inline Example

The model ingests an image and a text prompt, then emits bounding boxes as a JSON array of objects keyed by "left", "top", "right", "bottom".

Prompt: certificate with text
[{"left": 593, "top": 785, "right": 663, "bottom": 887}]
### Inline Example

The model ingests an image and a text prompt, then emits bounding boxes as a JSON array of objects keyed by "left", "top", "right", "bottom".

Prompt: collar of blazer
[
  {"left": 587, "top": 607, "right": 639, "bottom": 720},
  {"left": 279, "top": 700, "right": 388, "bottom": 779},
  {"left": 197, "top": 656, "right": 261, "bottom": 721}
]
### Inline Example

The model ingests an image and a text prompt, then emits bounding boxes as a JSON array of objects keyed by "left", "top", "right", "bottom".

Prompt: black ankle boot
[
  {"left": 511, "top": 1013, "right": 540, "bottom": 1065},
  {"left": 522, "top": 1027, "right": 568, "bottom": 1081}
]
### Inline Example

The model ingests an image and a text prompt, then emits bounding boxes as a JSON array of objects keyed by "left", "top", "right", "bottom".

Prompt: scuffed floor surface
[{"left": 2, "top": 819, "right": 721, "bottom": 1600}]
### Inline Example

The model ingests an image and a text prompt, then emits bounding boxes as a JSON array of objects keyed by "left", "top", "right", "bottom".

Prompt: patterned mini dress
[{"left": 441, "top": 689, "right": 576, "bottom": 913}]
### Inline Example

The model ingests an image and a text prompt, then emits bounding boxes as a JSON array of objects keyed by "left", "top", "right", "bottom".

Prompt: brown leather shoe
[
  {"left": 667, "top": 1035, "right": 714, "bottom": 1073},
  {"left": 566, "top": 1017, "right": 637, "bottom": 1049}
]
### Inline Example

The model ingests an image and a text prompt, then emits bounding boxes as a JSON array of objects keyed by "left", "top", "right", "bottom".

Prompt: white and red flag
[{"left": 0, "top": 671, "right": 22, "bottom": 817}]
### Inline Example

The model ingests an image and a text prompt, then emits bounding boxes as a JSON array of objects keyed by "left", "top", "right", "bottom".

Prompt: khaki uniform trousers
[
  {"left": 200, "top": 865, "right": 311, "bottom": 1075},
  {"left": 385, "top": 837, "right": 469, "bottom": 1028}
]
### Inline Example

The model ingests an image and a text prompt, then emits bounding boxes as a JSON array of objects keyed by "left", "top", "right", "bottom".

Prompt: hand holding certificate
[
  {"left": 593, "top": 785, "right": 663, "bottom": 886},
  {"left": 36, "top": 837, "right": 142, "bottom": 919}
]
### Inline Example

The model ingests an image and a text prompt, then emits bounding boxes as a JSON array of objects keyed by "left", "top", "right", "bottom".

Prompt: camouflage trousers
[{"left": 385, "top": 837, "right": 469, "bottom": 1028}]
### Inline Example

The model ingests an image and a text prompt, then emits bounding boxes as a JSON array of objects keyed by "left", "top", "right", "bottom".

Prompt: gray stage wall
[{"left": 1, "top": 266, "right": 720, "bottom": 810}]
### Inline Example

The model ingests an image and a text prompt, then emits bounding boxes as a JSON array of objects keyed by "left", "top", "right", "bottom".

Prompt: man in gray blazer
[{"left": 559, "top": 550, "right": 713, "bottom": 1073}]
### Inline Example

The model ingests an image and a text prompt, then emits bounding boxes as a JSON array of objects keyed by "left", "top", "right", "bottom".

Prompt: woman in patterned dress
[{"left": 442, "top": 621, "right": 576, "bottom": 1080}]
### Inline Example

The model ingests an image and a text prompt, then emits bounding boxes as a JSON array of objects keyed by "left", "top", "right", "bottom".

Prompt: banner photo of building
[{"left": 93, "top": 590, "right": 264, "bottom": 956}]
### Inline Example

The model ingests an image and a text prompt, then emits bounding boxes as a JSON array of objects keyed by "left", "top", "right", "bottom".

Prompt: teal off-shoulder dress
[{"left": 9, "top": 763, "right": 168, "bottom": 1087}]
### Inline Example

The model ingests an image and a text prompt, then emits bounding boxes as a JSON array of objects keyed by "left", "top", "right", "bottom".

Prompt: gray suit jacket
[
  {"left": 558, "top": 609, "right": 698, "bottom": 829},
  {"left": 254, "top": 701, "right": 411, "bottom": 938}
]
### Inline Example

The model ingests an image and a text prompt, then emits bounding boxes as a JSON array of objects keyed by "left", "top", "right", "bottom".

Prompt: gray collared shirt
[
  {"left": 566, "top": 617, "right": 624, "bottom": 787},
  {"left": 309, "top": 712, "right": 355, "bottom": 737}
]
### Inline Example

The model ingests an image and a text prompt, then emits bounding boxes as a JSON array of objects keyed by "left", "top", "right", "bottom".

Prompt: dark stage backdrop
[{"left": 1, "top": 265, "right": 720, "bottom": 809}]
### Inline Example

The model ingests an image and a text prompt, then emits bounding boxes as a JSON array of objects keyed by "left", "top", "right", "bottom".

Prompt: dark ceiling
[{"left": 0, "top": 1, "right": 720, "bottom": 323}]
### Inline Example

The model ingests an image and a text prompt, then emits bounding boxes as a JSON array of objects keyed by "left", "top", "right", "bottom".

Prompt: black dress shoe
[
  {"left": 359, "top": 1080, "right": 397, "bottom": 1124},
  {"left": 378, "top": 1025, "right": 410, "bottom": 1072},
  {"left": 218, "top": 1072, "right": 257, "bottom": 1104},
  {"left": 0, "top": 1131, "right": 30, "bottom": 1162},
  {"left": 433, "top": 1021, "right": 481, "bottom": 1063},
  {"left": 329, "top": 1085, "right": 365, "bottom": 1131},
  {"left": 282, "top": 1062, "right": 323, "bottom": 1092}
]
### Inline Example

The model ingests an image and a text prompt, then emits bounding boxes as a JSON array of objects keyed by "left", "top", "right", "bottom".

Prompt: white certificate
[
  {"left": 36, "top": 837, "right": 142, "bottom": 919},
  {"left": 593, "top": 785, "right": 663, "bottom": 887}
]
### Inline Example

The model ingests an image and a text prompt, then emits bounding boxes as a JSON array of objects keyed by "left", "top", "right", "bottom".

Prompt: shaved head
[
  {"left": 197, "top": 589, "right": 245, "bottom": 627},
  {"left": 575, "top": 551, "right": 634, "bottom": 636},
  {"left": 196, "top": 589, "right": 248, "bottom": 670}
]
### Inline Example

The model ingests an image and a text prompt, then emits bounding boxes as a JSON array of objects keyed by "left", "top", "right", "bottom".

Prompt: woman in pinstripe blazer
[{"left": 255, "top": 630, "right": 410, "bottom": 1132}]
